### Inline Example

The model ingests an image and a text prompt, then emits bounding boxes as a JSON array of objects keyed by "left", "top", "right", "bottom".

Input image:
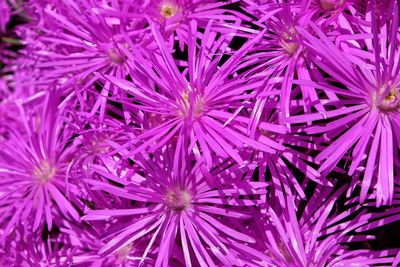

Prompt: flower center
[
  {"left": 165, "top": 189, "right": 192, "bottom": 211},
  {"left": 320, "top": 0, "right": 345, "bottom": 11},
  {"left": 178, "top": 90, "right": 205, "bottom": 118},
  {"left": 91, "top": 138, "right": 110, "bottom": 154},
  {"left": 375, "top": 85, "right": 400, "bottom": 112},
  {"left": 281, "top": 42, "right": 300, "bottom": 55},
  {"left": 107, "top": 48, "right": 125, "bottom": 64},
  {"left": 266, "top": 240, "right": 293, "bottom": 263},
  {"left": 116, "top": 243, "right": 133, "bottom": 260},
  {"left": 280, "top": 28, "right": 299, "bottom": 55},
  {"left": 160, "top": 3, "right": 179, "bottom": 19},
  {"left": 33, "top": 160, "right": 57, "bottom": 184}
]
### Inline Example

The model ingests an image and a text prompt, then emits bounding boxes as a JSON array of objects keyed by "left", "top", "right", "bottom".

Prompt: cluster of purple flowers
[{"left": 1, "top": 0, "right": 400, "bottom": 266}]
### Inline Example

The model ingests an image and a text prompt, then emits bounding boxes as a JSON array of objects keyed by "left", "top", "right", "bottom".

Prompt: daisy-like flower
[
  {"left": 253, "top": 184, "right": 399, "bottom": 266},
  {"left": 106, "top": 20, "right": 284, "bottom": 169},
  {"left": 287, "top": 1, "right": 400, "bottom": 205},
  {"left": 241, "top": 1, "right": 329, "bottom": 126},
  {"left": 17, "top": 0, "right": 152, "bottom": 118},
  {"left": 0, "top": 91, "right": 82, "bottom": 243},
  {"left": 83, "top": 148, "right": 268, "bottom": 266}
]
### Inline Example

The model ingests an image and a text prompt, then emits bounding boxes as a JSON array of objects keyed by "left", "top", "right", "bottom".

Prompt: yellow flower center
[
  {"left": 375, "top": 85, "right": 400, "bottom": 112},
  {"left": 33, "top": 160, "right": 57, "bottom": 183},
  {"left": 161, "top": 3, "right": 179, "bottom": 19},
  {"left": 178, "top": 90, "right": 205, "bottom": 118},
  {"left": 281, "top": 28, "right": 299, "bottom": 55}
]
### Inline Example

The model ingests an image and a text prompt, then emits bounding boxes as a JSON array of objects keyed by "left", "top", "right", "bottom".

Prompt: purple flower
[
  {"left": 17, "top": 0, "right": 151, "bottom": 106},
  {"left": 288, "top": 2, "right": 400, "bottom": 205},
  {"left": 83, "top": 149, "right": 267, "bottom": 266},
  {"left": 105, "top": 20, "right": 284, "bottom": 169},
  {"left": 0, "top": 91, "right": 82, "bottom": 242},
  {"left": 142, "top": 0, "right": 247, "bottom": 50}
]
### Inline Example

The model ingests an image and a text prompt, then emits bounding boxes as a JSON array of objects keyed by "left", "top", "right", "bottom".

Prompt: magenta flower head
[
  {"left": 288, "top": 1, "right": 400, "bottom": 206},
  {"left": 105, "top": 19, "right": 284, "bottom": 169},
  {"left": 17, "top": 0, "right": 151, "bottom": 94},
  {"left": 82, "top": 148, "right": 268, "bottom": 266},
  {"left": 241, "top": 1, "right": 328, "bottom": 126},
  {"left": 70, "top": 110, "right": 128, "bottom": 167},
  {"left": 0, "top": 91, "right": 82, "bottom": 243}
]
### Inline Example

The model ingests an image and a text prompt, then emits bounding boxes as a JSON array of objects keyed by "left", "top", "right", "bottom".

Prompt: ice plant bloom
[
  {"left": 242, "top": 2, "right": 327, "bottom": 125},
  {"left": 1, "top": 0, "right": 400, "bottom": 263},
  {"left": 0, "top": 92, "right": 81, "bottom": 242},
  {"left": 254, "top": 185, "right": 399, "bottom": 266},
  {"left": 16, "top": 0, "right": 152, "bottom": 117},
  {"left": 83, "top": 150, "right": 268, "bottom": 266},
  {"left": 288, "top": 2, "right": 400, "bottom": 206},
  {"left": 106, "top": 20, "right": 284, "bottom": 168},
  {"left": 70, "top": 112, "right": 128, "bottom": 166}
]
